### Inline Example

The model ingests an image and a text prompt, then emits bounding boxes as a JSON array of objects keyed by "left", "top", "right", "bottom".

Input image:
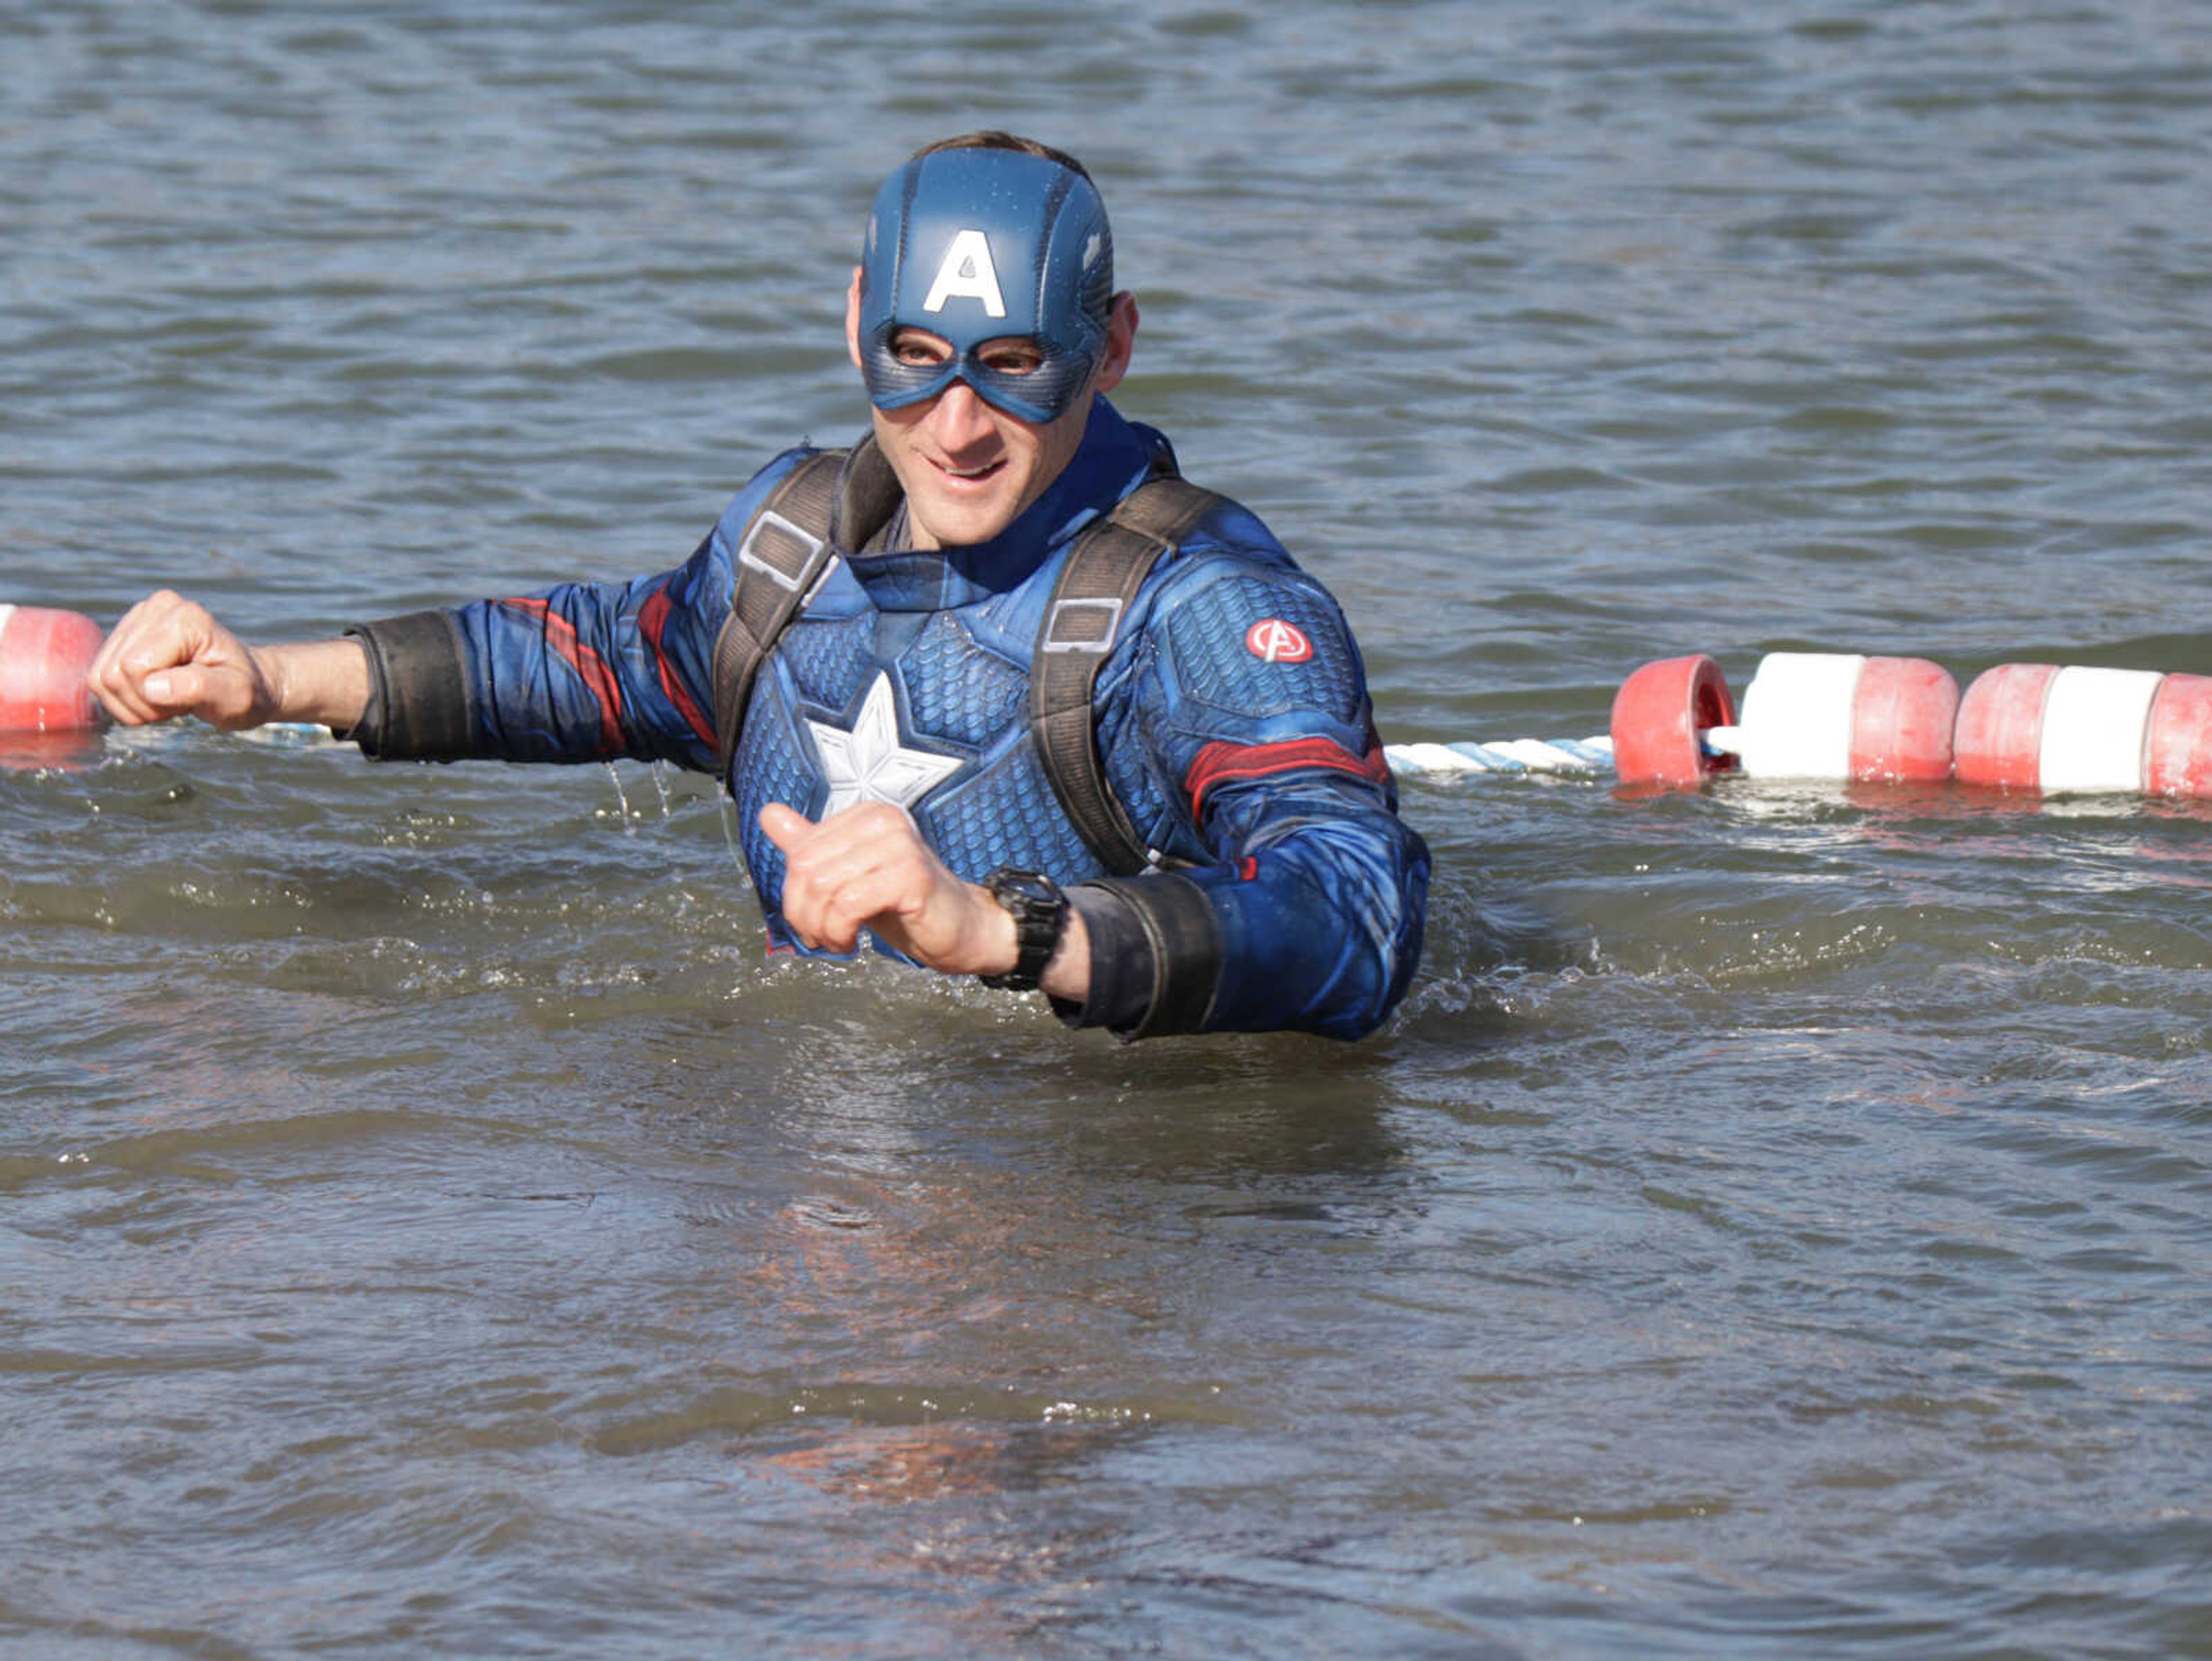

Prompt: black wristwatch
[{"left": 978, "top": 867, "right": 1069, "bottom": 992}]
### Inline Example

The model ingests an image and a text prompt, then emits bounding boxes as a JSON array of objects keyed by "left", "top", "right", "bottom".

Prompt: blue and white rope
[{"left": 1383, "top": 736, "right": 1616, "bottom": 778}]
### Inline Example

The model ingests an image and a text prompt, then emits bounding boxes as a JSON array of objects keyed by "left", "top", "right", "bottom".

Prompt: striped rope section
[{"left": 1383, "top": 736, "right": 1615, "bottom": 778}]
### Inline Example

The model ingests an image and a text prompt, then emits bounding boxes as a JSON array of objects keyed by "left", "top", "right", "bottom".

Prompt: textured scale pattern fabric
[
  {"left": 921, "top": 741, "right": 1107, "bottom": 885},
  {"left": 1096, "top": 674, "right": 1187, "bottom": 859},
  {"left": 902, "top": 612, "right": 1027, "bottom": 750},
  {"left": 1161, "top": 574, "right": 1363, "bottom": 723},
  {"left": 777, "top": 612, "right": 876, "bottom": 712},
  {"left": 729, "top": 688, "right": 817, "bottom": 912}
]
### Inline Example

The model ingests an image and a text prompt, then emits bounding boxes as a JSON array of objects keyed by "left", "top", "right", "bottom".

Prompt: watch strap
[{"left": 978, "top": 868, "right": 1067, "bottom": 992}]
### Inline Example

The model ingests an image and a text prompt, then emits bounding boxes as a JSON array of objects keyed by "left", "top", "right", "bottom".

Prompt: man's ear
[
  {"left": 1092, "top": 291, "right": 1139, "bottom": 395},
  {"left": 844, "top": 267, "right": 865, "bottom": 370}
]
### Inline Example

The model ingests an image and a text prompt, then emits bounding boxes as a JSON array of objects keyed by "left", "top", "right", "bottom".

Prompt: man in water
[{"left": 89, "top": 132, "right": 1428, "bottom": 1040}]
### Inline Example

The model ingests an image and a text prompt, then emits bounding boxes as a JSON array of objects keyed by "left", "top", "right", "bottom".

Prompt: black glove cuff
[
  {"left": 1067, "top": 873, "right": 1223, "bottom": 1038},
  {"left": 342, "top": 612, "right": 473, "bottom": 760}
]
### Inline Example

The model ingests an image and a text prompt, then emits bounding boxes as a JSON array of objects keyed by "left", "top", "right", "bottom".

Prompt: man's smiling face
[{"left": 845, "top": 281, "right": 1136, "bottom": 549}]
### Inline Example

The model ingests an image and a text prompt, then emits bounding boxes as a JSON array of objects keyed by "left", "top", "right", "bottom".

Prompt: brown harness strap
[
  {"left": 1027, "top": 475, "right": 1222, "bottom": 875},
  {"left": 709, "top": 450, "right": 844, "bottom": 767}
]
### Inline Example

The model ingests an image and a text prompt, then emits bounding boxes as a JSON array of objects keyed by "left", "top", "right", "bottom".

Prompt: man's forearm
[{"left": 259, "top": 638, "right": 370, "bottom": 731}]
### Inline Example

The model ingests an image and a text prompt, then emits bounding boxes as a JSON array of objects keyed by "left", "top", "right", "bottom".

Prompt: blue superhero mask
[{"left": 857, "top": 147, "right": 1114, "bottom": 426}]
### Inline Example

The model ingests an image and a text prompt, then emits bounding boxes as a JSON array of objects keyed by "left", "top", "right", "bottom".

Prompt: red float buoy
[
  {"left": 1953, "top": 662, "right": 2057, "bottom": 791},
  {"left": 1851, "top": 656, "right": 1959, "bottom": 783},
  {"left": 2146, "top": 674, "right": 2212, "bottom": 799},
  {"left": 1610, "top": 654, "right": 1736, "bottom": 788},
  {"left": 0, "top": 605, "right": 107, "bottom": 734}
]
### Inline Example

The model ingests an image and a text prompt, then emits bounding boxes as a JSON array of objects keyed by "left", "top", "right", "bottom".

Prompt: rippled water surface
[{"left": 6, "top": 2, "right": 2212, "bottom": 1654}]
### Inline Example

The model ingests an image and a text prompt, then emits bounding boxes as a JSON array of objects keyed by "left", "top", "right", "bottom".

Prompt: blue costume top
[{"left": 346, "top": 398, "right": 1428, "bottom": 1040}]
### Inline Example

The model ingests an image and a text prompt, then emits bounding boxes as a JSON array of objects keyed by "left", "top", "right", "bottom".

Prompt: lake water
[{"left": 6, "top": 1, "right": 2212, "bottom": 1654}]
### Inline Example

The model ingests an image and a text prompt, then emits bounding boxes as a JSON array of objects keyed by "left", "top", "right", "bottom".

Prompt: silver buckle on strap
[
  {"left": 738, "top": 510, "right": 826, "bottom": 592},
  {"left": 1042, "top": 596, "right": 1124, "bottom": 655}
]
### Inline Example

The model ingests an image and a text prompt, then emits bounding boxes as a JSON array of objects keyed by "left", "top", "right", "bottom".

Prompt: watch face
[{"left": 995, "top": 870, "right": 1056, "bottom": 908}]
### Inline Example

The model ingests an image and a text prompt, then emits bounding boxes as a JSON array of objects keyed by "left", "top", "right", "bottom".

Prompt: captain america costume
[
  {"left": 334, "top": 138, "right": 1427, "bottom": 1039},
  {"left": 343, "top": 395, "right": 1429, "bottom": 1040}
]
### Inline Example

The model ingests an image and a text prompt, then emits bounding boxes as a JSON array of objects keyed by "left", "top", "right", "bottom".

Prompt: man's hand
[
  {"left": 759, "top": 800, "right": 1089, "bottom": 998},
  {"left": 86, "top": 591, "right": 369, "bottom": 732}
]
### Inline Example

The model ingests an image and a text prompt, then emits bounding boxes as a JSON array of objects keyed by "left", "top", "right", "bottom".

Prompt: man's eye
[{"left": 981, "top": 347, "right": 1043, "bottom": 376}]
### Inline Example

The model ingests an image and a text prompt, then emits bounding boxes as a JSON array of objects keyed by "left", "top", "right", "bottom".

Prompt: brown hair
[{"left": 907, "top": 130, "right": 1095, "bottom": 184}]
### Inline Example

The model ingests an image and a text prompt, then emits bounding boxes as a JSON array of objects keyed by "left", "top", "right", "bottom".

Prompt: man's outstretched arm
[{"left": 86, "top": 590, "right": 369, "bottom": 734}]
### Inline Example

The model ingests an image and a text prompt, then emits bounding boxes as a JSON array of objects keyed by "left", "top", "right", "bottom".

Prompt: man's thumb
[{"left": 757, "top": 801, "right": 816, "bottom": 854}]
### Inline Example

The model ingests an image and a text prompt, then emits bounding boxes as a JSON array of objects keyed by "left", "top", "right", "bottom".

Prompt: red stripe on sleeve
[
  {"left": 1184, "top": 737, "right": 1393, "bottom": 817},
  {"left": 639, "top": 585, "right": 718, "bottom": 750},
  {"left": 501, "top": 597, "right": 624, "bottom": 756}
]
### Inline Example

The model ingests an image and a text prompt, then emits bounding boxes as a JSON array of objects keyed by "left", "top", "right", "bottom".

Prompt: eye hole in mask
[{"left": 860, "top": 330, "right": 1099, "bottom": 426}]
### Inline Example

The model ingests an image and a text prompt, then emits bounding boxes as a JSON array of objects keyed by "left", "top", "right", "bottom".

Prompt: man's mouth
[{"left": 931, "top": 456, "right": 1006, "bottom": 483}]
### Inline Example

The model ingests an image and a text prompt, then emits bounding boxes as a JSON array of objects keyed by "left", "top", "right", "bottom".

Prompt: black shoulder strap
[
  {"left": 710, "top": 450, "right": 844, "bottom": 766},
  {"left": 1031, "top": 473, "right": 1223, "bottom": 875}
]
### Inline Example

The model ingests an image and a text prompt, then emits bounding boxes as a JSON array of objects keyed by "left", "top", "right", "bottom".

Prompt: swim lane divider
[
  {"left": 5, "top": 607, "right": 2206, "bottom": 799},
  {"left": 1387, "top": 651, "right": 2212, "bottom": 801}
]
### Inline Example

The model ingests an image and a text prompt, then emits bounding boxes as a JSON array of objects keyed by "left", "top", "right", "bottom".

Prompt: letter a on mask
[{"left": 921, "top": 229, "right": 1008, "bottom": 319}]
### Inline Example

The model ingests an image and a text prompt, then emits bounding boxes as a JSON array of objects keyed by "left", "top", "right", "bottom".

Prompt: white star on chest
[{"left": 805, "top": 672, "right": 963, "bottom": 818}]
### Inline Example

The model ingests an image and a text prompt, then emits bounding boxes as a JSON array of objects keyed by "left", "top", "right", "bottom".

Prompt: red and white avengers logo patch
[{"left": 1245, "top": 618, "right": 1313, "bottom": 664}]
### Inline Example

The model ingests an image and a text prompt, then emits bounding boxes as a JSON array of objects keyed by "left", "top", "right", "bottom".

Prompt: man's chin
[{"left": 911, "top": 491, "right": 1022, "bottom": 549}]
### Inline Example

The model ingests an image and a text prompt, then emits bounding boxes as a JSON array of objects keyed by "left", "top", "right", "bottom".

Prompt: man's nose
[{"left": 927, "top": 378, "right": 997, "bottom": 452}]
